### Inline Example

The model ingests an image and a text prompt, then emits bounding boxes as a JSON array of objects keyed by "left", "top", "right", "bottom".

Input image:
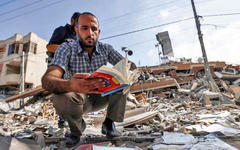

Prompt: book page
[
  {"left": 113, "top": 58, "right": 129, "bottom": 81},
  {"left": 96, "top": 65, "right": 128, "bottom": 84}
]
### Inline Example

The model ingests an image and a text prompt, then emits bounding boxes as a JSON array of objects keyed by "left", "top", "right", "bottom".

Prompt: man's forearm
[{"left": 42, "top": 75, "right": 71, "bottom": 94}]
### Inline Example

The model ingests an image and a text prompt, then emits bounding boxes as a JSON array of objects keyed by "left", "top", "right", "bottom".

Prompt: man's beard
[{"left": 78, "top": 35, "right": 97, "bottom": 48}]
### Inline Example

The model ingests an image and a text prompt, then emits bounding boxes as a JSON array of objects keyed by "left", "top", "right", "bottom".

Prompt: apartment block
[{"left": 0, "top": 32, "right": 48, "bottom": 90}]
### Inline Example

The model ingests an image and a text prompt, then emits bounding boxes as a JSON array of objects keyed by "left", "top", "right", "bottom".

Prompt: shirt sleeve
[
  {"left": 48, "top": 26, "right": 66, "bottom": 45},
  {"left": 106, "top": 44, "right": 124, "bottom": 65},
  {"left": 48, "top": 42, "right": 71, "bottom": 73}
]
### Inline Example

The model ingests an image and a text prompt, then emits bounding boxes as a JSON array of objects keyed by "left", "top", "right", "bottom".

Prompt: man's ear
[
  {"left": 71, "top": 18, "right": 74, "bottom": 26},
  {"left": 74, "top": 26, "right": 78, "bottom": 35},
  {"left": 98, "top": 29, "right": 101, "bottom": 35}
]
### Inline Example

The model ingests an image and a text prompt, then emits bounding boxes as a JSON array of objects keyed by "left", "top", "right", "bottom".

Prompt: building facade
[{"left": 0, "top": 32, "right": 48, "bottom": 90}]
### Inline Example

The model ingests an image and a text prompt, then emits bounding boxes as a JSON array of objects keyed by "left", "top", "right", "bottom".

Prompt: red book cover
[{"left": 88, "top": 72, "right": 125, "bottom": 93}]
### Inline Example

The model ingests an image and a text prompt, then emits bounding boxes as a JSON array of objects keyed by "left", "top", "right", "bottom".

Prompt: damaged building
[{"left": 0, "top": 32, "right": 48, "bottom": 93}]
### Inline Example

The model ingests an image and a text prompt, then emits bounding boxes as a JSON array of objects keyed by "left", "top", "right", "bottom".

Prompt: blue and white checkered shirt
[{"left": 49, "top": 40, "right": 124, "bottom": 80}]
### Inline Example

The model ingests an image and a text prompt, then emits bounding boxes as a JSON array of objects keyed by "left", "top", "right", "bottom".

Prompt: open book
[{"left": 87, "top": 58, "right": 138, "bottom": 96}]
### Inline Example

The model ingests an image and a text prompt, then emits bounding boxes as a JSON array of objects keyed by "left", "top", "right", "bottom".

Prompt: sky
[{"left": 0, "top": 0, "right": 240, "bottom": 66}]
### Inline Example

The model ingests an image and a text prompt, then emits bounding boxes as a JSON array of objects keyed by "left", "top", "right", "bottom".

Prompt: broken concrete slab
[
  {"left": 0, "top": 102, "right": 10, "bottom": 114},
  {"left": 233, "top": 78, "right": 240, "bottom": 85},
  {"left": 185, "top": 123, "right": 240, "bottom": 136},
  {"left": 202, "top": 90, "right": 221, "bottom": 99},
  {"left": 151, "top": 132, "right": 196, "bottom": 150},
  {"left": 152, "top": 133, "right": 239, "bottom": 150},
  {"left": 191, "top": 134, "right": 238, "bottom": 150},
  {"left": 0, "top": 136, "right": 41, "bottom": 150}
]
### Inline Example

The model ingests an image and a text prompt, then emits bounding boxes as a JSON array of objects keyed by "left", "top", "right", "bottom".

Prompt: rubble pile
[{"left": 0, "top": 62, "right": 240, "bottom": 149}]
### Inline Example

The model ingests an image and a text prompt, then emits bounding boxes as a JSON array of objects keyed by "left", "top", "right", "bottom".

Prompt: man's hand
[
  {"left": 42, "top": 65, "right": 105, "bottom": 94},
  {"left": 69, "top": 73, "right": 105, "bottom": 94}
]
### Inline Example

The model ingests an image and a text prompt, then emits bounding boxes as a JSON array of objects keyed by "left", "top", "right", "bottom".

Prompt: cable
[
  {"left": 127, "top": 38, "right": 156, "bottom": 48},
  {"left": 202, "top": 12, "right": 240, "bottom": 18},
  {"left": 101, "top": 11, "right": 240, "bottom": 41},
  {"left": 101, "top": 0, "right": 184, "bottom": 23},
  {"left": 100, "top": 17, "right": 194, "bottom": 40},
  {"left": 102, "top": 1, "right": 192, "bottom": 34},
  {"left": 195, "top": 0, "right": 217, "bottom": 4},
  {"left": 0, "top": 0, "right": 65, "bottom": 24},
  {"left": 0, "top": 0, "right": 43, "bottom": 17},
  {"left": 0, "top": 0, "right": 17, "bottom": 8},
  {"left": 202, "top": 23, "right": 240, "bottom": 30}
]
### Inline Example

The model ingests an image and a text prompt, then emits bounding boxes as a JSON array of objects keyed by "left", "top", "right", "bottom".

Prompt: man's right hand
[
  {"left": 69, "top": 73, "right": 105, "bottom": 94},
  {"left": 42, "top": 65, "right": 105, "bottom": 94}
]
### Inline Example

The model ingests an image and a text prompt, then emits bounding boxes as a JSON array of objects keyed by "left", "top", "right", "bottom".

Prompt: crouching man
[{"left": 42, "top": 12, "right": 136, "bottom": 147}]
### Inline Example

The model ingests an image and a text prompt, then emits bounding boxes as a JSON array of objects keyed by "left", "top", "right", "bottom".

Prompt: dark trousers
[{"left": 52, "top": 92, "right": 127, "bottom": 137}]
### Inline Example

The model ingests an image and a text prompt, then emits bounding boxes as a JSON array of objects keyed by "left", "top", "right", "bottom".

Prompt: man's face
[{"left": 77, "top": 14, "right": 100, "bottom": 48}]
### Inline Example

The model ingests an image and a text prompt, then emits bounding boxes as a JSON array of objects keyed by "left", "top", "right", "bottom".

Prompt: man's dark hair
[
  {"left": 80, "top": 12, "right": 97, "bottom": 19},
  {"left": 71, "top": 12, "right": 81, "bottom": 21},
  {"left": 77, "top": 12, "right": 99, "bottom": 26}
]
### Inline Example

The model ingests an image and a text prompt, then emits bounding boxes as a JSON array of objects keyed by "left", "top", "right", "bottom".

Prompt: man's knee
[
  {"left": 53, "top": 92, "right": 85, "bottom": 104},
  {"left": 52, "top": 92, "right": 85, "bottom": 118}
]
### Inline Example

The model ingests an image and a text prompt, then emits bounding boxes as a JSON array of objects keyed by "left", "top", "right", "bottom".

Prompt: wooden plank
[
  {"left": 5, "top": 86, "right": 45, "bottom": 103},
  {"left": 91, "top": 107, "right": 147, "bottom": 126},
  {"left": 130, "top": 76, "right": 194, "bottom": 93},
  {"left": 116, "top": 111, "right": 159, "bottom": 127},
  {"left": 124, "top": 107, "right": 147, "bottom": 119},
  {"left": 214, "top": 72, "right": 240, "bottom": 81}
]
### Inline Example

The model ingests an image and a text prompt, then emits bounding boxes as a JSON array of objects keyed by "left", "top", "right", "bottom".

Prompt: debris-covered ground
[{"left": 0, "top": 62, "right": 240, "bottom": 150}]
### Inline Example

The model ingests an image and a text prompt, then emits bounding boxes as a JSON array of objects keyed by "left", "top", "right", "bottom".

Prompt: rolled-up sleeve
[
  {"left": 107, "top": 44, "right": 124, "bottom": 65},
  {"left": 48, "top": 42, "right": 71, "bottom": 73}
]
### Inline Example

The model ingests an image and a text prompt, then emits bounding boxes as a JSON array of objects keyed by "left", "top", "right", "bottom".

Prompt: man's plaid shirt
[{"left": 49, "top": 40, "right": 124, "bottom": 80}]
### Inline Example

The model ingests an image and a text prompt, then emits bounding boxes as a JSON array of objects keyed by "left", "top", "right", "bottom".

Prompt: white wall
[{"left": 0, "top": 32, "right": 48, "bottom": 87}]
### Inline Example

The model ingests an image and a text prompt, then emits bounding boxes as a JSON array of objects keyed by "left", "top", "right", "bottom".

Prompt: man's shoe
[
  {"left": 65, "top": 119, "right": 85, "bottom": 147},
  {"left": 102, "top": 122, "right": 121, "bottom": 137},
  {"left": 65, "top": 134, "right": 80, "bottom": 148},
  {"left": 81, "top": 119, "right": 86, "bottom": 132},
  {"left": 64, "top": 119, "right": 86, "bottom": 138},
  {"left": 58, "top": 117, "right": 65, "bottom": 128}
]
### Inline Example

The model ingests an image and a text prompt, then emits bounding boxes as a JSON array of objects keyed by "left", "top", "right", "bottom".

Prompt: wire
[
  {"left": 202, "top": 23, "right": 240, "bottom": 30},
  {"left": 100, "top": 17, "right": 194, "bottom": 40},
  {"left": 0, "top": 0, "right": 17, "bottom": 8},
  {"left": 0, "top": 0, "right": 43, "bottom": 17},
  {"left": 0, "top": 0, "right": 65, "bottom": 24},
  {"left": 127, "top": 38, "right": 156, "bottom": 48},
  {"left": 101, "top": 0, "right": 184, "bottom": 23},
  {"left": 195, "top": 0, "right": 217, "bottom": 4},
  {"left": 202, "top": 12, "right": 240, "bottom": 18},
  {"left": 101, "top": 11, "right": 240, "bottom": 41},
  {"left": 102, "top": 1, "right": 192, "bottom": 34}
]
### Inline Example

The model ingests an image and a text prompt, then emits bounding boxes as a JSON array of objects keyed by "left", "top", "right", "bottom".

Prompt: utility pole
[
  {"left": 191, "top": 0, "right": 220, "bottom": 92},
  {"left": 20, "top": 50, "right": 25, "bottom": 108}
]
